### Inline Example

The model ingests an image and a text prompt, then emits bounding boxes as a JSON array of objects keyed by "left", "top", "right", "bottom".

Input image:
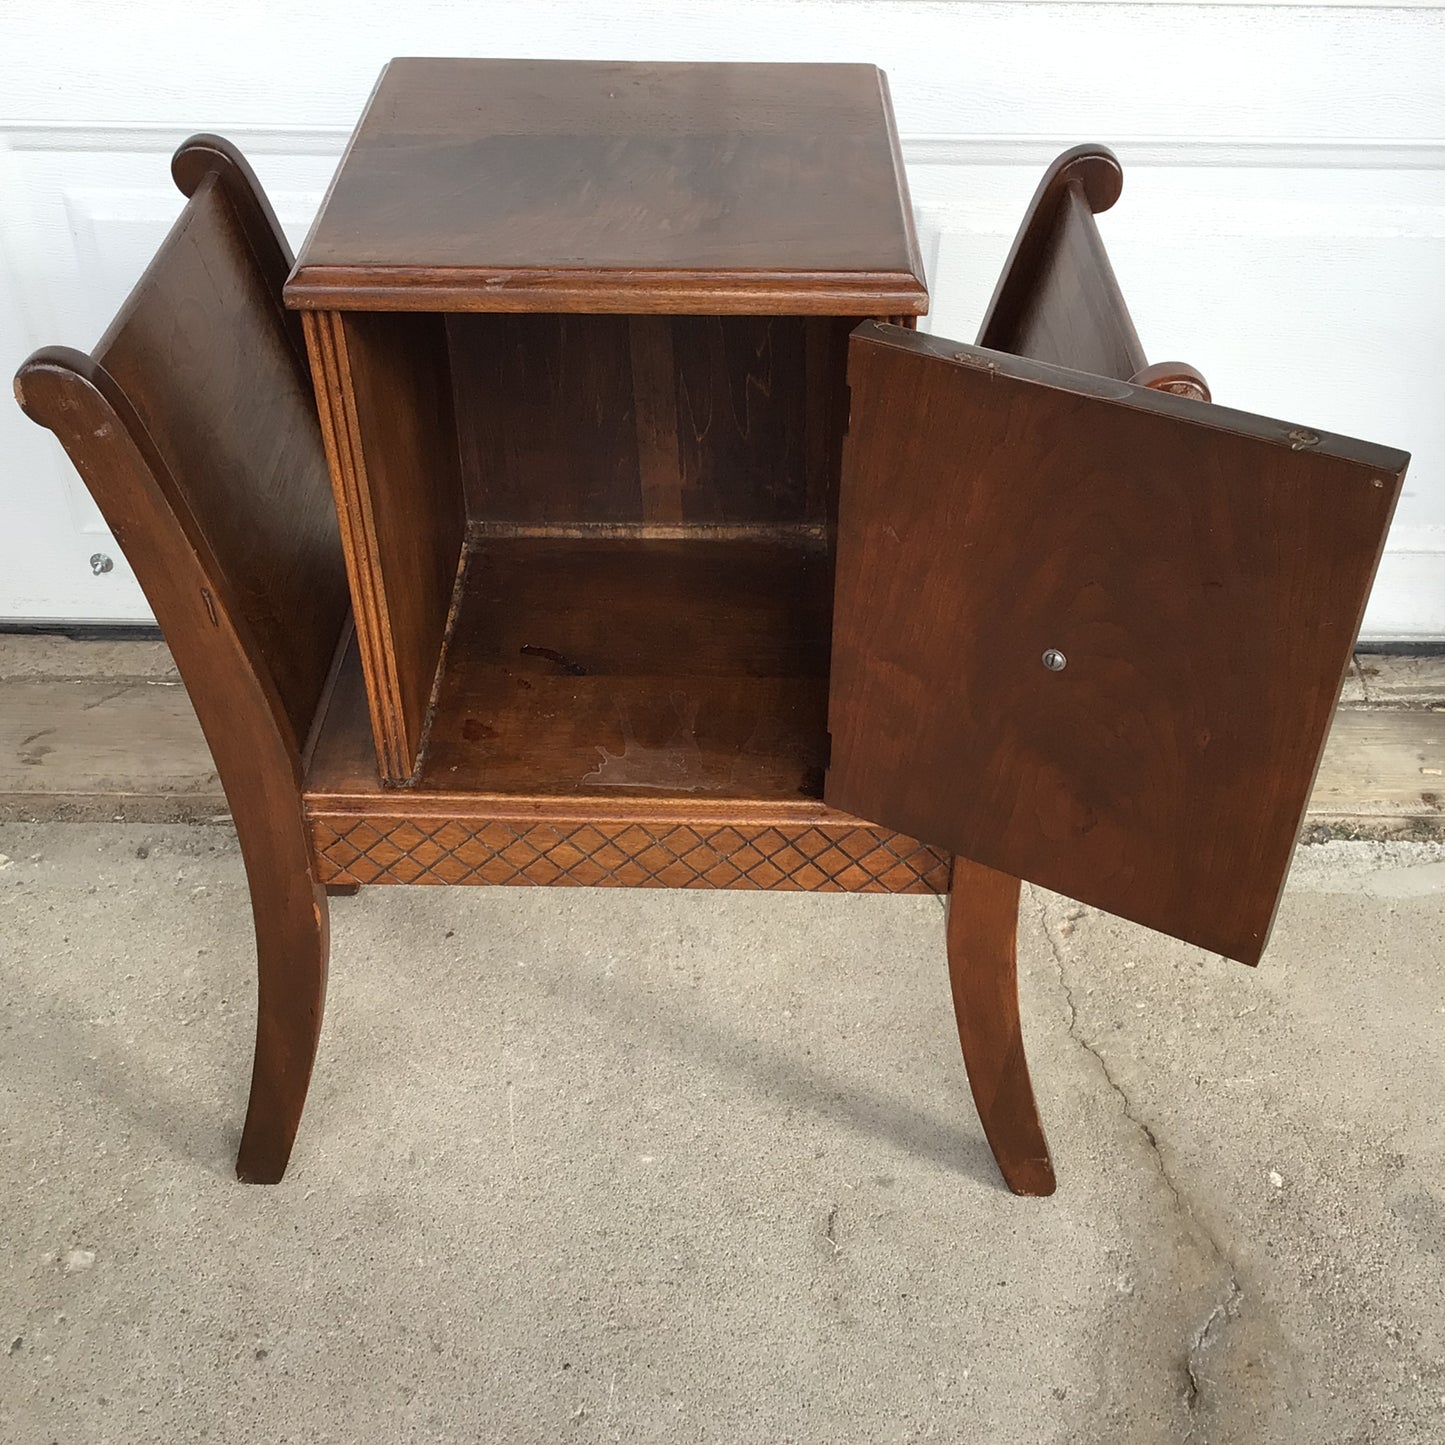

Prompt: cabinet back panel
[{"left": 447, "top": 314, "right": 851, "bottom": 530}]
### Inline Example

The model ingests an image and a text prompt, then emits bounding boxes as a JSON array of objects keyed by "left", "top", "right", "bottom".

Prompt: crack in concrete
[
  {"left": 1183, "top": 1279, "right": 1245, "bottom": 1416},
  {"left": 1033, "top": 894, "right": 1244, "bottom": 1429},
  {"left": 79, "top": 685, "right": 133, "bottom": 712}
]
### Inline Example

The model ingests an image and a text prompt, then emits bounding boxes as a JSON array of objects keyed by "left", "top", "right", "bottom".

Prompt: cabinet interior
[{"left": 339, "top": 310, "right": 857, "bottom": 797}]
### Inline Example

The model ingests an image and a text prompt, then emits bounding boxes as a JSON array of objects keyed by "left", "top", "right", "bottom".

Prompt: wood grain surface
[
  {"left": 13, "top": 135, "right": 350, "bottom": 1182},
  {"left": 8, "top": 645, "right": 1439, "bottom": 832},
  {"left": 302, "top": 309, "right": 466, "bottom": 781},
  {"left": 414, "top": 535, "right": 831, "bottom": 799},
  {"left": 946, "top": 857, "right": 1055, "bottom": 1196},
  {"left": 977, "top": 144, "right": 1146, "bottom": 381},
  {"left": 94, "top": 169, "right": 347, "bottom": 751},
  {"left": 302, "top": 639, "right": 946, "bottom": 893},
  {"left": 310, "top": 809, "right": 949, "bottom": 895},
  {"left": 0, "top": 676, "right": 225, "bottom": 817},
  {"left": 447, "top": 313, "right": 852, "bottom": 528},
  {"left": 826, "top": 323, "right": 1407, "bottom": 964},
  {"left": 284, "top": 59, "right": 926, "bottom": 315}
]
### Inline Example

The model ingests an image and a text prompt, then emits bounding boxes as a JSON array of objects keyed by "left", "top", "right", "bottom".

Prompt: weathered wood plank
[
  {"left": 1355, "top": 653, "right": 1445, "bottom": 707},
  {"left": 0, "top": 677, "right": 223, "bottom": 821},
  {"left": 0, "top": 635, "right": 176, "bottom": 681},
  {"left": 1308, "top": 709, "right": 1445, "bottom": 821},
  {"left": 2, "top": 641, "right": 1442, "bottom": 828}
]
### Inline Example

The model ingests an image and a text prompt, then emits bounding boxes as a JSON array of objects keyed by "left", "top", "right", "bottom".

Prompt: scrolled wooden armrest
[{"left": 1130, "top": 360, "right": 1211, "bottom": 403}]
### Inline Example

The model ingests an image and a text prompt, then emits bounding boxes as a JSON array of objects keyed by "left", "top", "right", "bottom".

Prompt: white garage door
[{"left": 2, "top": 0, "right": 1442, "bottom": 638}]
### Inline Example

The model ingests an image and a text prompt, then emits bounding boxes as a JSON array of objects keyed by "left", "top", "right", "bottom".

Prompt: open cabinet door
[{"left": 825, "top": 322, "right": 1406, "bottom": 964}]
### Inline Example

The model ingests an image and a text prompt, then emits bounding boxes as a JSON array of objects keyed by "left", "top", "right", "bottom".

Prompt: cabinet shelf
[{"left": 396, "top": 533, "right": 832, "bottom": 800}]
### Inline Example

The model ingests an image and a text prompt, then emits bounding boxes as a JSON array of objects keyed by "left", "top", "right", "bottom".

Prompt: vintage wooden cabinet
[
  {"left": 288, "top": 55, "right": 1403, "bottom": 955},
  {"left": 17, "top": 60, "right": 1406, "bottom": 1196}
]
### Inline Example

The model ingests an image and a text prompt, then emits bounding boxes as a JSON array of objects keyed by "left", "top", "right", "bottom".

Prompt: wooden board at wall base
[
  {"left": 2, "top": 643, "right": 1441, "bottom": 834},
  {"left": 1308, "top": 709, "right": 1445, "bottom": 822},
  {"left": 0, "top": 677, "right": 224, "bottom": 820}
]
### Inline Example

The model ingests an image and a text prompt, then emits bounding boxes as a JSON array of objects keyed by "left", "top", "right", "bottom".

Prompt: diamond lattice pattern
[{"left": 312, "top": 816, "right": 949, "bottom": 894}]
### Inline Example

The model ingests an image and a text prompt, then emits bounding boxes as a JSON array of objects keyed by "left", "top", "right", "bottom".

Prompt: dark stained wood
[
  {"left": 311, "top": 306, "right": 851, "bottom": 785},
  {"left": 291, "top": 61, "right": 908, "bottom": 786},
  {"left": 630, "top": 315, "right": 684, "bottom": 523},
  {"left": 304, "top": 642, "right": 948, "bottom": 892},
  {"left": 448, "top": 314, "right": 852, "bottom": 528},
  {"left": 1131, "top": 360, "right": 1212, "bottom": 402},
  {"left": 826, "top": 323, "right": 1406, "bottom": 965},
  {"left": 312, "top": 807, "right": 948, "bottom": 892},
  {"left": 13, "top": 135, "right": 350, "bottom": 1183},
  {"left": 284, "top": 59, "right": 926, "bottom": 315},
  {"left": 415, "top": 535, "right": 831, "bottom": 799},
  {"left": 670, "top": 316, "right": 806, "bottom": 523},
  {"left": 303, "top": 309, "right": 467, "bottom": 781},
  {"left": 170, "top": 133, "right": 308, "bottom": 369},
  {"left": 977, "top": 144, "right": 1146, "bottom": 380},
  {"left": 19, "top": 102, "right": 1411, "bottom": 1203},
  {"left": 946, "top": 857, "right": 1054, "bottom": 1197},
  {"left": 95, "top": 159, "right": 347, "bottom": 752},
  {"left": 448, "top": 314, "right": 641, "bottom": 524},
  {"left": 804, "top": 315, "right": 851, "bottom": 524}
]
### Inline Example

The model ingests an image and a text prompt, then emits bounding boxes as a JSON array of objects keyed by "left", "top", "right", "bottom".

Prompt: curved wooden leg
[
  {"left": 17, "top": 341, "right": 337, "bottom": 1183},
  {"left": 233, "top": 817, "right": 329, "bottom": 1185},
  {"left": 946, "top": 856, "right": 1056, "bottom": 1196}
]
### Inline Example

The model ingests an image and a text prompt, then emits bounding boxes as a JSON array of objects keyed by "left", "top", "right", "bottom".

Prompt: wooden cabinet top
[{"left": 284, "top": 58, "right": 928, "bottom": 315}]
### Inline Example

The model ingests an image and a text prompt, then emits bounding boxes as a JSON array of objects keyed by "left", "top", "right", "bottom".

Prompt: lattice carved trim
[{"left": 310, "top": 815, "right": 949, "bottom": 893}]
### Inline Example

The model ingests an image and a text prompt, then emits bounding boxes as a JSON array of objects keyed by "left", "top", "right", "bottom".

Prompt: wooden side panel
[
  {"left": 96, "top": 175, "right": 346, "bottom": 752},
  {"left": 1002, "top": 186, "right": 1146, "bottom": 380},
  {"left": 15, "top": 133, "right": 342, "bottom": 1182},
  {"left": 827, "top": 324, "right": 1406, "bottom": 964},
  {"left": 447, "top": 314, "right": 851, "bottom": 529},
  {"left": 977, "top": 145, "right": 1145, "bottom": 382},
  {"left": 303, "top": 310, "right": 466, "bottom": 781}
]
